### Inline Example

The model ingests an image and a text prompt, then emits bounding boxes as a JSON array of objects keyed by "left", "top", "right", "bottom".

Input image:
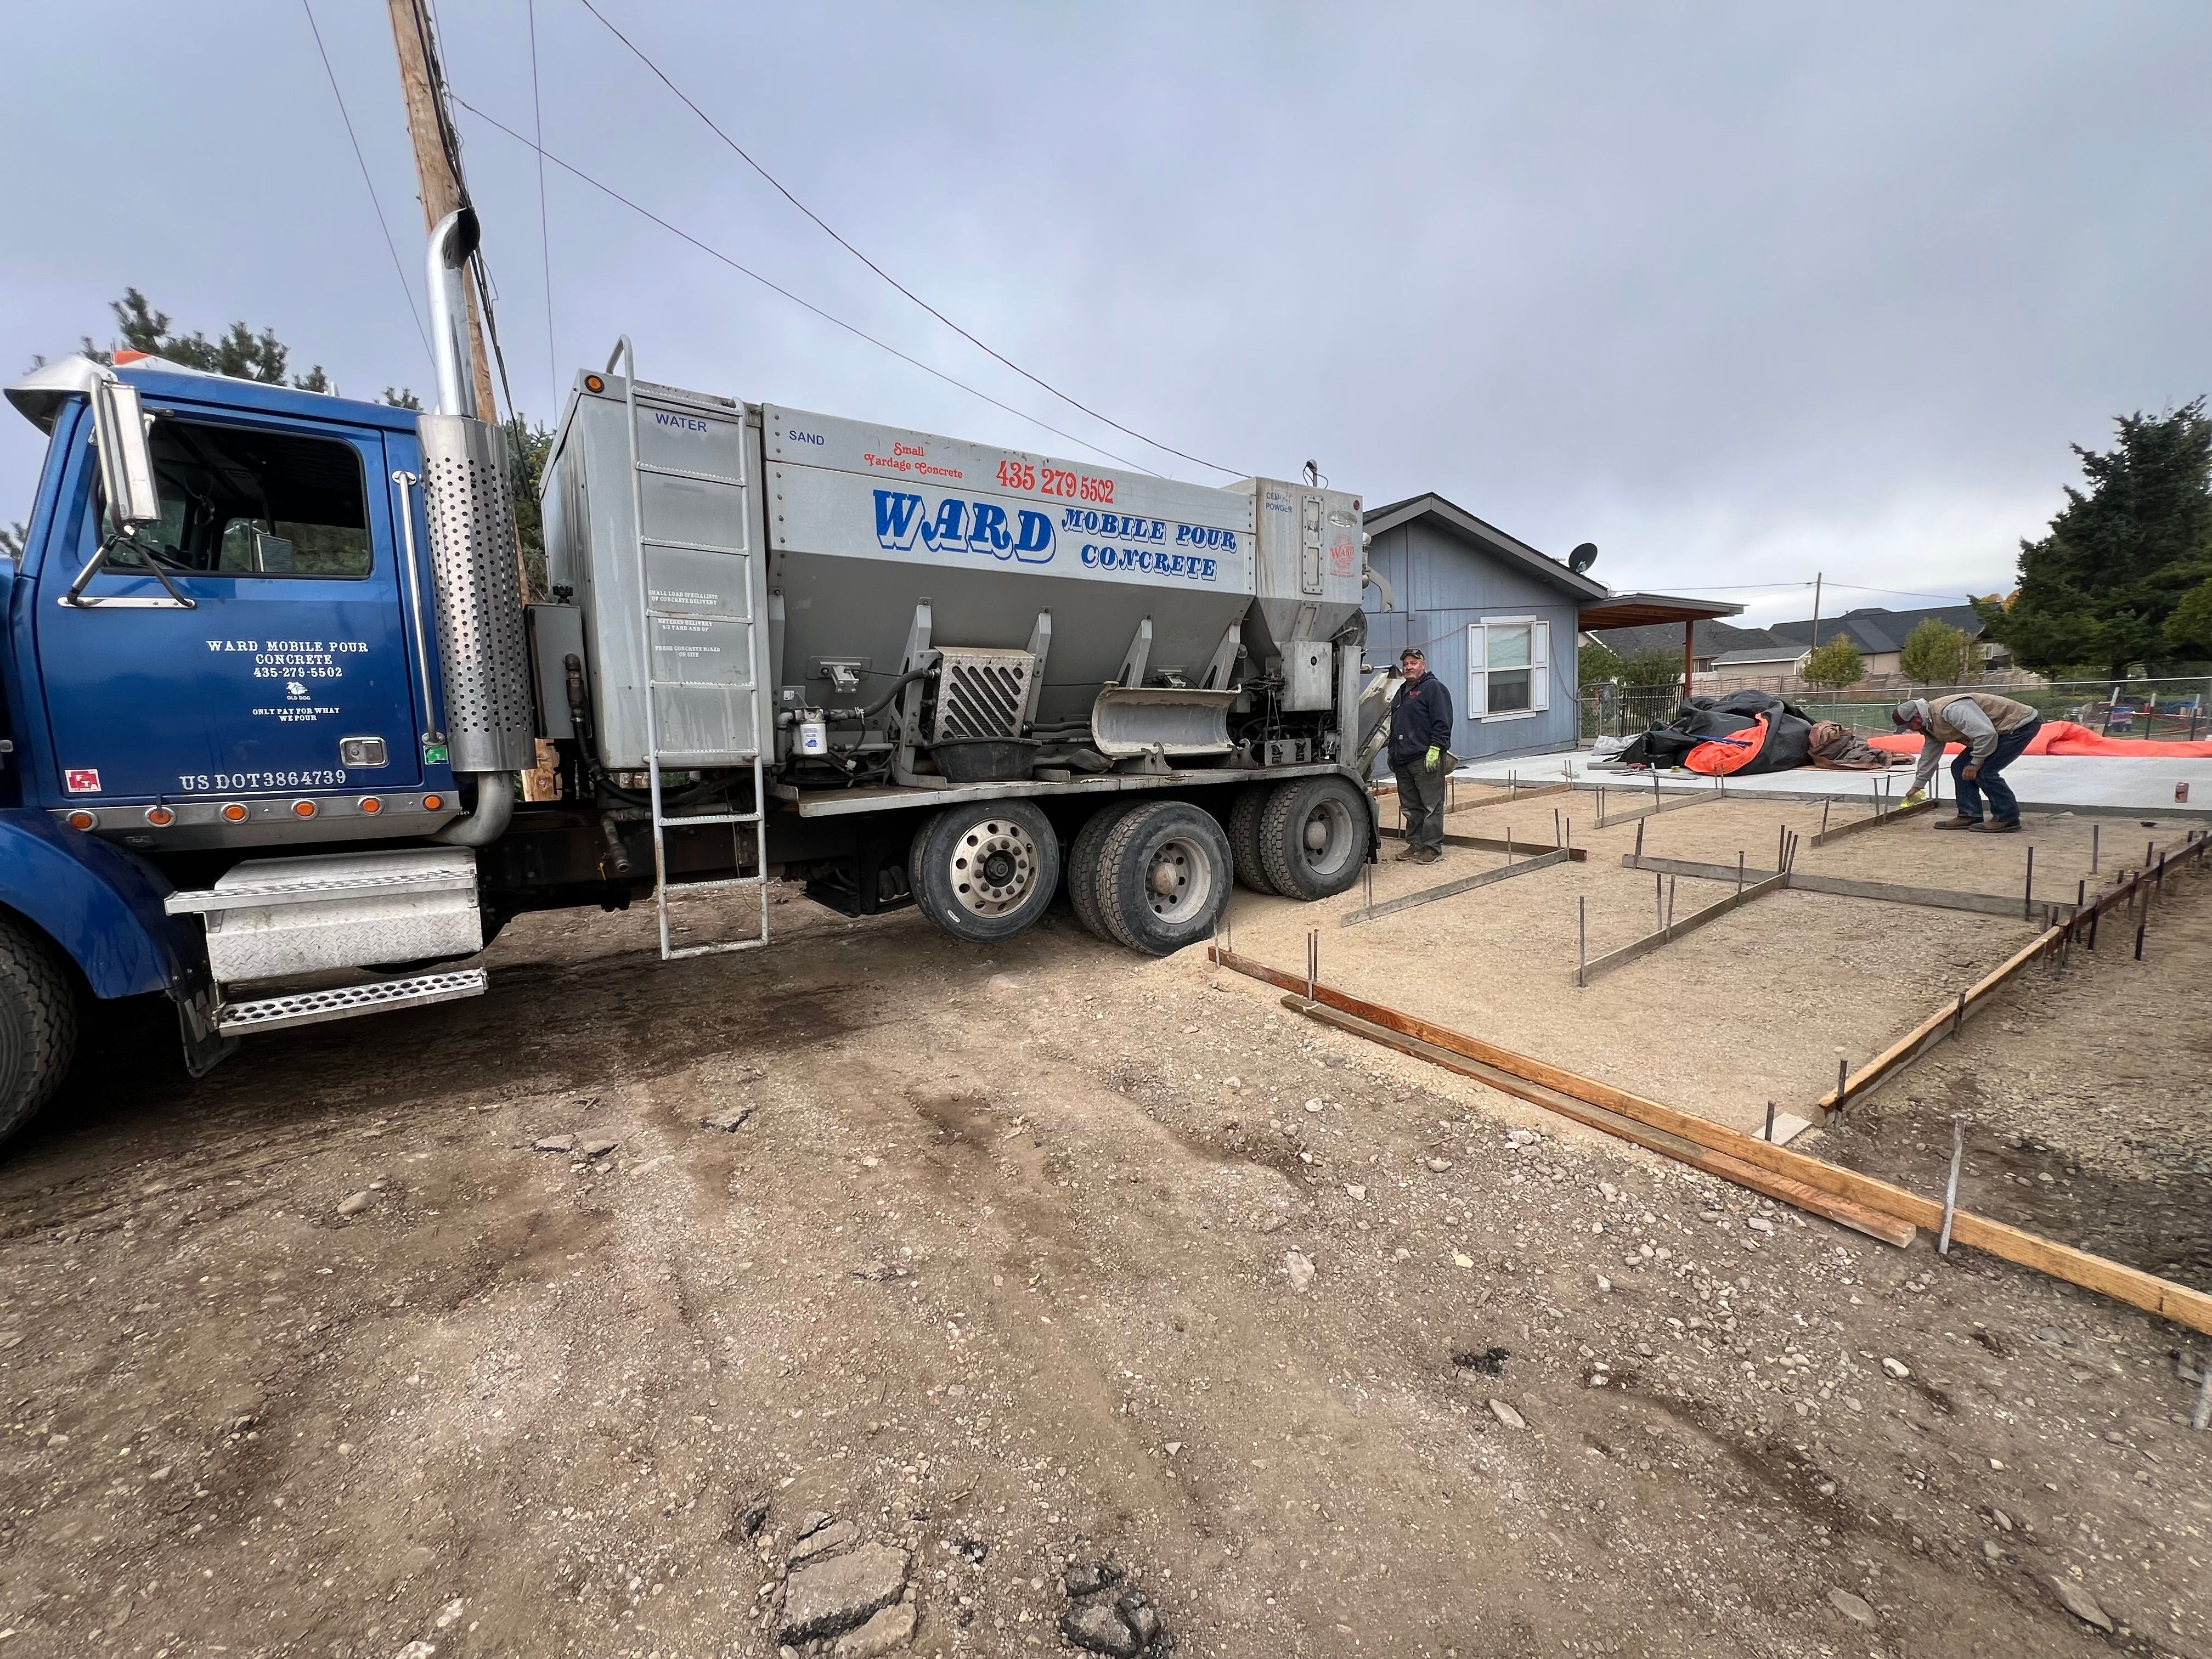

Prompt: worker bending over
[
  {"left": 1387, "top": 646, "right": 1455, "bottom": 862},
  {"left": 1892, "top": 692, "right": 2042, "bottom": 833}
]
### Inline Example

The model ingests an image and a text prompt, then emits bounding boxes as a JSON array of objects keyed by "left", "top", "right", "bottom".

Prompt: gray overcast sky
[{"left": 3, "top": 2, "right": 2206, "bottom": 624}]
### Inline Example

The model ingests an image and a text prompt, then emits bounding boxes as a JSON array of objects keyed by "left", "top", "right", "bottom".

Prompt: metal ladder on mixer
[{"left": 612, "top": 337, "right": 770, "bottom": 962}]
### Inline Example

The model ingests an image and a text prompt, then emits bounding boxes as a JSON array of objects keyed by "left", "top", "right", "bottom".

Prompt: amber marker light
[
  {"left": 422, "top": 793, "right": 444, "bottom": 811},
  {"left": 144, "top": 805, "right": 174, "bottom": 826},
  {"left": 584, "top": 373, "right": 605, "bottom": 393},
  {"left": 291, "top": 800, "right": 318, "bottom": 819},
  {"left": 65, "top": 809, "right": 97, "bottom": 831},
  {"left": 358, "top": 796, "right": 384, "bottom": 815},
  {"left": 221, "top": 803, "right": 249, "bottom": 822}
]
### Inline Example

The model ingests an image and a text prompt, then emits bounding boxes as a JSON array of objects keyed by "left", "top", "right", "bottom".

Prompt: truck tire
[
  {"left": 1065, "top": 802, "right": 1137, "bottom": 943},
  {"left": 1095, "top": 800, "right": 1233, "bottom": 956},
  {"left": 910, "top": 800, "right": 1062, "bottom": 944},
  {"left": 1225, "top": 785, "right": 1280, "bottom": 895},
  {"left": 0, "top": 912, "right": 81, "bottom": 1149},
  {"left": 1256, "top": 775, "right": 1370, "bottom": 900}
]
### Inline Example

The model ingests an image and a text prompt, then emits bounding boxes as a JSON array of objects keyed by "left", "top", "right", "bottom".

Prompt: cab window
[{"left": 105, "top": 417, "right": 372, "bottom": 578}]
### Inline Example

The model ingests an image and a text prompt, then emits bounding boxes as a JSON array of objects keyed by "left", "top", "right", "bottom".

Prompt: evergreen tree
[
  {"left": 1977, "top": 400, "right": 2212, "bottom": 675},
  {"left": 88, "top": 288, "right": 332, "bottom": 393},
  {"left": 1577, "top": 639, "right": 1622, "bottom": 689}
]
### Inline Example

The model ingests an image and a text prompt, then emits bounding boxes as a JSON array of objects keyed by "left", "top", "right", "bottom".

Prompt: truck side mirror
[{"left": 91, "top": 378, "right": 160, "bottom": 530}]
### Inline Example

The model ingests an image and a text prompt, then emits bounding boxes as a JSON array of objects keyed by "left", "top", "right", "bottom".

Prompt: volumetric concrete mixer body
[{"left": 537, "top": 362, "right": 1385, "bottom": 953}]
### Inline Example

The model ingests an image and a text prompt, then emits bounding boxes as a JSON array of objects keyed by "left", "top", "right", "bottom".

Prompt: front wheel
[
  {"left": 1256, "top": 775, "right": 1370, "bottom": 900},
  {"left": 910, "top": 800, "right": 1062, "bottom": 944},
  {"left": 0, "top": 913, "right": 81, "bottom": 1150}
]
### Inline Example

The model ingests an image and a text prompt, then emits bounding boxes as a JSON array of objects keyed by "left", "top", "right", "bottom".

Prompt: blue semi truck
[{"left": 0, "top": 219, "right": 1383, "bottom": 1147}]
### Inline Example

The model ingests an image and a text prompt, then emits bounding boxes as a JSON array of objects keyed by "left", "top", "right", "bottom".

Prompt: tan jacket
[{"left": 1925, "top": 692, "right": 2039, "bottom": 745}]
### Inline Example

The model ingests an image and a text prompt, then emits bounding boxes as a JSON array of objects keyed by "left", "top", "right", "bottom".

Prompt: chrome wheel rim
[{"left": 947, "top": 819, "right": 1041, "bottom": 917}]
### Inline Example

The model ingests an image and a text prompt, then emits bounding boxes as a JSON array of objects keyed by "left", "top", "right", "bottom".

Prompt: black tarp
[{"left": 1616, "top": 690, "right": 1815, "bottom": 775}]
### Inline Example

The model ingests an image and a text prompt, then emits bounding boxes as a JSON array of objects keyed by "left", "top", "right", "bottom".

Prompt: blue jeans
[{"left": 1953, "top": 718, "right": 2039, "bottom": 823}]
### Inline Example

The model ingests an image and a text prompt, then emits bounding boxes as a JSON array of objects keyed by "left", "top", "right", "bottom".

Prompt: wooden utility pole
[{"left": 388, "top": 0, "right": 498, "bottom": 421}]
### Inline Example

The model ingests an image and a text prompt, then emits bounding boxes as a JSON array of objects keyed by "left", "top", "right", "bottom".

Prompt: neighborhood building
[{"left": 1361, "top": 493, "right": 1728, "bottom": 760}]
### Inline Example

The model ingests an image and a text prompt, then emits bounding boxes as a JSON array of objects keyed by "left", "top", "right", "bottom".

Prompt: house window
[{"left": 1466, "top": 617, "right": 1550, "bottom": 719}]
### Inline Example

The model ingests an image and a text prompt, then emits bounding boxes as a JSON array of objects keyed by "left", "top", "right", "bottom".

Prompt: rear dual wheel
[
  {"left": 1255, "top": 775, "right": 1372, "bottom": 900},
  {"left": 1068, "top": 799, "right": 1234, "bottom": 956}
]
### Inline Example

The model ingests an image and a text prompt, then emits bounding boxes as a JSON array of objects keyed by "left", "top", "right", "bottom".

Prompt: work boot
[
  {"left": 1393, "top": 844, "right": 1420, "bottom": 861},
  {"left": 1932, "top": 816, "right": 1982, "bottom": 830},
  {"left": 1970, "top": 819, "right": 2021, "bottom": 834},
  {"left": 1410, "top": 845, "right": 1443, "bottom": 865}
]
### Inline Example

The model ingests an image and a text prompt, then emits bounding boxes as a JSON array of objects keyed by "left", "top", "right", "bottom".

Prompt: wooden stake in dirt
[{"left": 1939, "top": 1116, "right": 1966, "bottom": 1255}]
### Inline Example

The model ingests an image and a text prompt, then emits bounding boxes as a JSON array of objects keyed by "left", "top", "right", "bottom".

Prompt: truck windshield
[{"left": 105, "top": 417, "right": 372, "bottom": 578}]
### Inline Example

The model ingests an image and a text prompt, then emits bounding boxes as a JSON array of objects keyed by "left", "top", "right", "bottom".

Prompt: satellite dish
[{"left": 1568, "top": 541, "right": 1599, "bottom": 575}]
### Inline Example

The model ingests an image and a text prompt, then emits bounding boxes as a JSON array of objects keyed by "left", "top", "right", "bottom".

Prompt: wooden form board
[
  {"left": 1817, "top": 827, "right": 2212, "bottom": 1116},
  {"left": 1342, "top": 848, "right": 1570, "bottom": 927},
  {"left": 1621, "top": 854, "right": 2069, "bottom": 925},
  {"left": 1808, "top": 794, "right": 1938, "bottom": 846},
  {"left": 1576, "top": 873, "right": 1788, "bottom": 983},
  {"left": 1379, "top": 823, "right": 1588, "bottom": 861},
  {"left": 1209, "top": 944, "right": 2212, "bottom": 1334}
]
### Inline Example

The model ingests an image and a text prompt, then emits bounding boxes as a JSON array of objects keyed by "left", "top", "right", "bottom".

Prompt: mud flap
[{"left": 174, "top": 972, "right": 237, "bottom": 1079}]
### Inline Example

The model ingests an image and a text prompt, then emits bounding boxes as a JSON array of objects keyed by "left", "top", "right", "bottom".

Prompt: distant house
[
  {"left": 1362, "top": 493, "right": 1734, "bottom": 760},
  {"left": 1585, "top": 619, "right": 1796, "bottom": 677},
  {"left": 1768, "top": 604, "right": 2002, "bottom": 679}
]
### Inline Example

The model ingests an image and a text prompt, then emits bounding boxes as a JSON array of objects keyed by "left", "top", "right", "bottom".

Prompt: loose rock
[
  {"left": 1827, "top": 1587, "right": 1876, "bottom": 1626},
  {"left": 2048, "top": 1577, "right": 2113, "bottom": 1632},
  {"left": 1063, "top": 1560, "right": 1125, "bottom": 1597},
  {"left": 780, "top": 1543, "right": 910, "bottom": 1645},
  {"left": 701, "top": 1105, "right": 754, "bottom": 1132},
  {"left": 1284, "top": 1249, "right": 1315, "bottom": 1291},
  {"left": 336, "top": 1191, "right": 371, "bottom": 1217},
  {"left": 1488, "top": 1398, "right": 1526, "bottom": 1430},
  {"left": 832, "top": 1595, "right": 917, "bottom": 1657},
  {"left": 1059, "top": 1601, "right": 1141, "bottom": 1657},
  {"left": 1881, "top": 1357, "right": 1910, "bottom": 1379},
  {"left": 790, "top": 1519, "right": 861, "bottom": 1565},
  {"left": 582, "top": 1137, "right": 620, "bottom": 1159},
  {"left": 532, "top": 1134, "right": 576, "bottom": 1154}
]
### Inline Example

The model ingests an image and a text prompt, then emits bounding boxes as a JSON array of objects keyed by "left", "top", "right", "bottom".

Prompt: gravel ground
[{"left": 0, "top": 828, "right": 2207, "bottom": 1658}]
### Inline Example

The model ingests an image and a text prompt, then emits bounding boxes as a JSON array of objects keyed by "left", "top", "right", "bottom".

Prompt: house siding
[{"left": 1362, "top": 521, "right": 1582, "bottom": 763}]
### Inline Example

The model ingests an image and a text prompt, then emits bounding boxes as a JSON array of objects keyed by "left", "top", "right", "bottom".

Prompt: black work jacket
[{"left": 1388, "top": 673, "right": 1454, "bottom": 761}]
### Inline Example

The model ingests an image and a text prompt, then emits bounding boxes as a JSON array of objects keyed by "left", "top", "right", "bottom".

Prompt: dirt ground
[{"left": 2, "top": 801, "right": 2209, "bottom": 1659}]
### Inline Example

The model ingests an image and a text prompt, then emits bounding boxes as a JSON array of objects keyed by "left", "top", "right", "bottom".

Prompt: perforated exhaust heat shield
[{"left": 417, "top": 414, "right": 537, "bottom": 771}]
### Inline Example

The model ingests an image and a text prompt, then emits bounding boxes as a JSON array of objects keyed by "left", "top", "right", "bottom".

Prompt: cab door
[{"left": 33, "top": 401, "right": 426, "bottom": 804}]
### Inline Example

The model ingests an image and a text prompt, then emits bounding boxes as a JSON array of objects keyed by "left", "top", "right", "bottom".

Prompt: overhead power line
[
  {"left": 572, "top": 0, "right": 1243, "bottom": 478},
  {"left": 450, "top": 94, "right": 1159, "bottom": 474},
  {"left": 300, "top": 0, "right": 433, "bottom": 366},
  {"left": 528, "top": 0, "right": 557, "bottom": 409}
]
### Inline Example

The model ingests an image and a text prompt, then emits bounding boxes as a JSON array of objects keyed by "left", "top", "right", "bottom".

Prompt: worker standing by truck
[
  {"left": 1893, "top": 692, "right": 2042, "bottom": 833},
  {"left": 1387, "top": 646, "right": 1454, "bottom": 862}
]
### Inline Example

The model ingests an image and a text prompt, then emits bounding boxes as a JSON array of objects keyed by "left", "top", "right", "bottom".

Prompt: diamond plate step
[
  {"left": 216, "top": 969, "right": 487, "bottom": 1035},
  {"left": 167, "top": 868, "right": 477, "bottom": 915}
]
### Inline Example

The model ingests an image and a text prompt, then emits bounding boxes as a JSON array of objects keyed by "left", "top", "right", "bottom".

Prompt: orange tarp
[{"left": 1867, "top": 718, "right": 2212, "bottom": 759}]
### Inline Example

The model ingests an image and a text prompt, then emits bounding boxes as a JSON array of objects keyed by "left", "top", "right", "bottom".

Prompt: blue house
[{"left": 1361, "top": 493, "right": 1609, "bottom": 762}]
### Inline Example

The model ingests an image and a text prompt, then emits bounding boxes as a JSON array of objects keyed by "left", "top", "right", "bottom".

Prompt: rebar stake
[
  {"left": 1667, "top": 875, "right": 1676, "bottom": 927},
  {"left": 1554, "top": 805, "right": 1562, "bottom": 848},
  {"left": 2194, "top": 1362, "right": 2212, "bottom": 1432},
  {"left": 1736, "top": 851, "right": 1746, "bottom": 895},
  {"left": 2024, "top": 845, "right": 2035, "bottom": 921},
  {"left": 1634, "top": 818, "right": 1646, "bottom": 861},
  {"left": 1655, "top": 871, "right": 1664, "bottom": 932},
  {"left": 1821, "top": 799, "right": 1831, "bottom": 836},
  {"left": 2091, "top": 823, "right": 2100, "bottom": 873},
  {"left": 2135, "top": 911, "right": 2148, "bottom": 961},
  {"left": 1938, "top": 1116, "right": 1966, "bottom": 1256},
  {"left": 1834, "top": 1055, "right": 1849, "bottom": 1115},
  {"left": 1306, "top": 928, "right": 1318, "bottom": 1004},
  {"left": 1764, "top": 1101, "right": 1777, "bottom": 1142},
  {"left": 1577, "top": 896, "right": 1587, "bottom": 989}
]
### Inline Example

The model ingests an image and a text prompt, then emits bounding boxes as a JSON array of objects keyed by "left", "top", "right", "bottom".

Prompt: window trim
[
  {"left": 1466, "top": 614, "right": 1551, "bottom": 723},
  {"left": 98, "top": 407, "right": 380, "bottom": 583}
]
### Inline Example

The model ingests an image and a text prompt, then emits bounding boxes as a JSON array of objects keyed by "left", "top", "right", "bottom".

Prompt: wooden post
[{"left": 387, "top": 0, "right": 498, "bottom": 421}]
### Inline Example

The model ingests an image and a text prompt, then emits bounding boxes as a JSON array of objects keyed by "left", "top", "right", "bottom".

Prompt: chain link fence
[{"left": 1581, "top": 677, "right": 2212, "bottom": 743}]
